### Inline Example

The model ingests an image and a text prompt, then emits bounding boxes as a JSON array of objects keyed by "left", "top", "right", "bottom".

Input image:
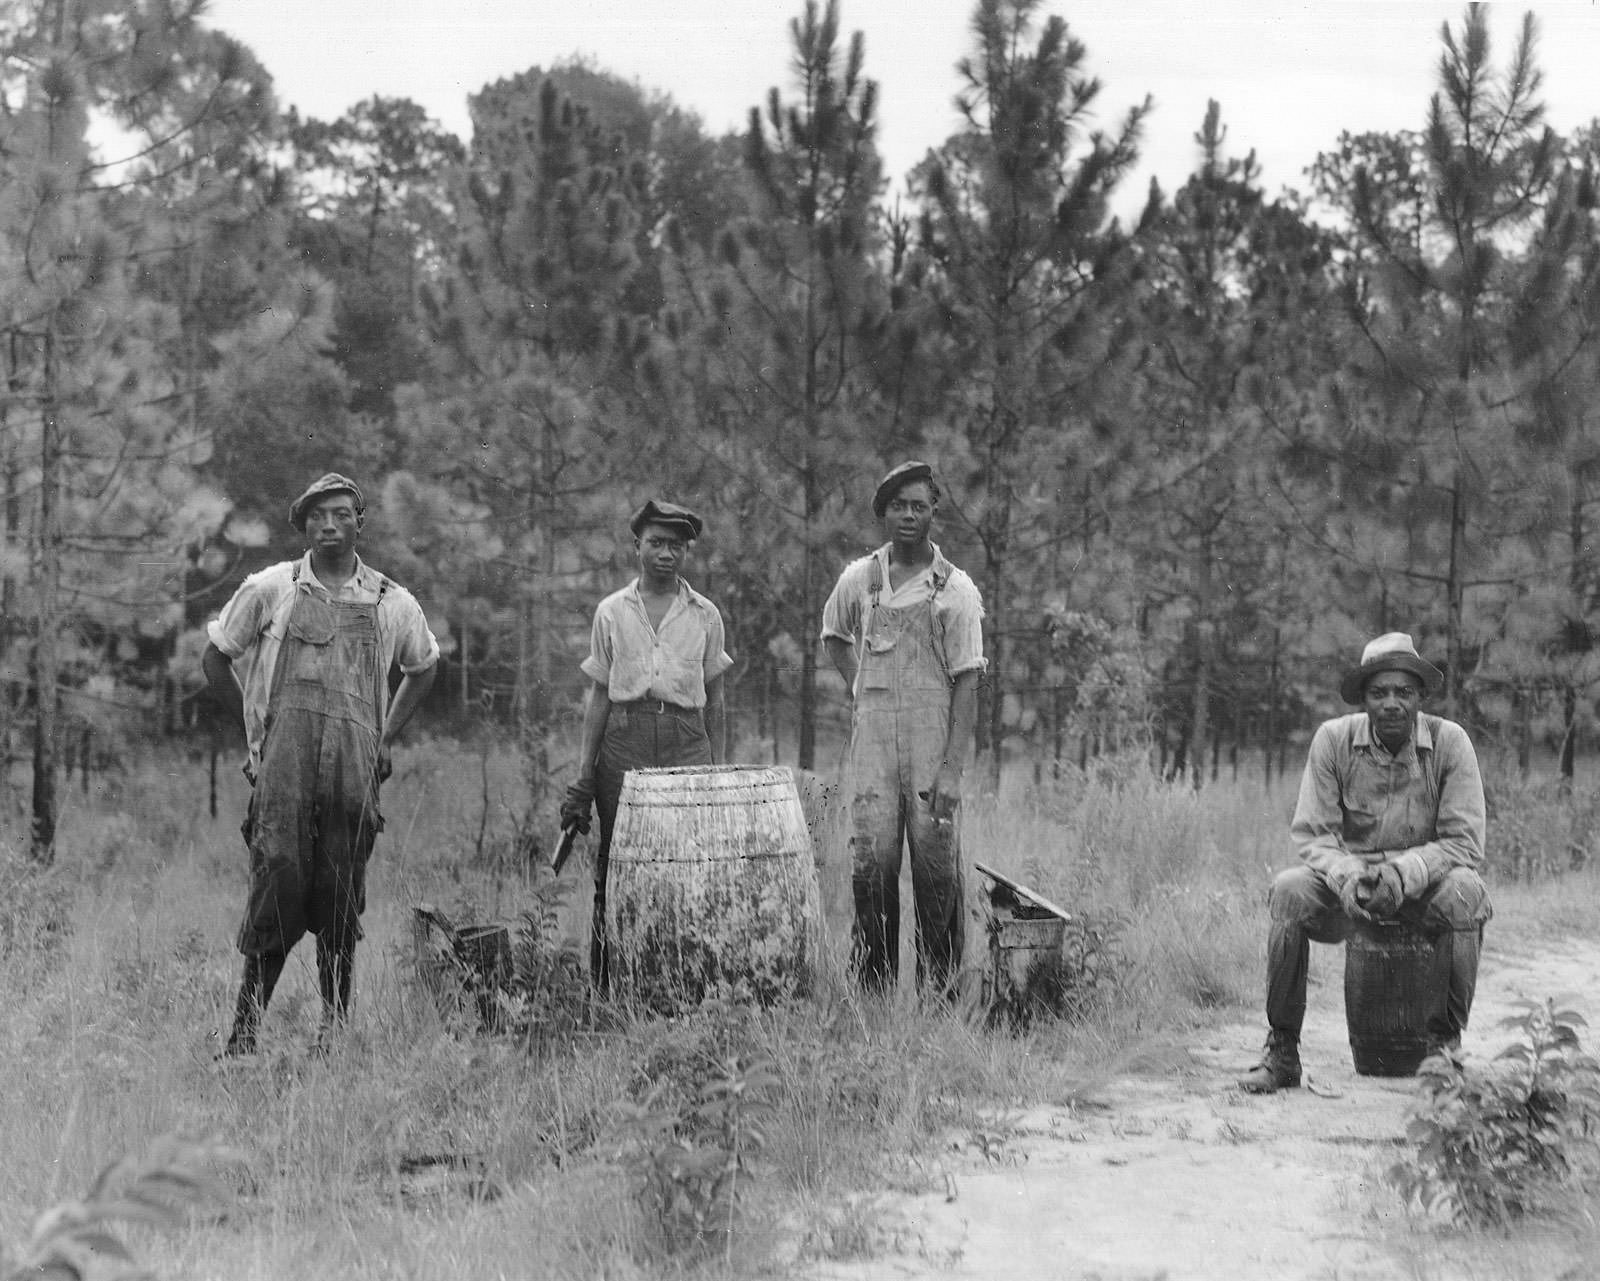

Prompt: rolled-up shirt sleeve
[
  {"left": 390, "top": 589, "right": 440, "bottom": 674},
  {"left": 579, "top": 605, "right": 612, "bottom": 686},
  {"left": 820, "top": 562, "right": 864, "bottom": 642},
  {"left": 206, "top": 573, "right": 271, "bottom": 659},
  {"left": 937, "top": 574, "right": 987, "bottom": 675},
  {"left": 703, "top": 605, "right": 733, "bottom": 682}
]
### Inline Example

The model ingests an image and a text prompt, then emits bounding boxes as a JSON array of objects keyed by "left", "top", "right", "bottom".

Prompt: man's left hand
[
  {"left": 376, "top": 743, "right": 394, "bottom": 785},
  {"left": 926, "top": 765, "right": 962, "bottom": 825},
  {"left": 1365, "top": 863, "right": 1404, "bottom": 917}
]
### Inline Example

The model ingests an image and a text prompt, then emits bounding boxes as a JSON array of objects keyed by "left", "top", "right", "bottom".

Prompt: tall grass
[{"left": 0, "top": 741, "right": 1597, "bottom": 1277}]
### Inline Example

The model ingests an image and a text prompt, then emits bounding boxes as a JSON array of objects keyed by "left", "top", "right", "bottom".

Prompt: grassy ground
[{"left": 0, "top": 741, "right": 1597, "bottom": 1278}]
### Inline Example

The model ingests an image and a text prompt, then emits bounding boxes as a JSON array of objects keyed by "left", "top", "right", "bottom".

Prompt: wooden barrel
[
  {"left": 1344, "top": 920, "right": 1441, "bottom": 1076},
  {"left": 605, "top": 765, "right": 822, "bottom": 1012}
]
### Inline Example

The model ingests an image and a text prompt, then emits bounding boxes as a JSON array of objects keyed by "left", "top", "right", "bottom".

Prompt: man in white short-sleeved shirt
[
  {"left": 560, "top": 499, "right": 731, "bottom": 988},
  {"left": 821, "top": 461, "right": 985, "bottom": 995}
]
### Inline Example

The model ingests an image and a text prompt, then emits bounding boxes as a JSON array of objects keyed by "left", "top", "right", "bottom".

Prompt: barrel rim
[{"left": 624, "top": 764, "right": 791, "bottom": 777}]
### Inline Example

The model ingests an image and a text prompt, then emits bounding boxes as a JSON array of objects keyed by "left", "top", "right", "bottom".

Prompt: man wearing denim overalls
[
  {"left": 560, "top": 500, "right": 731, "bottom": 989},
  {"left": 822, "top": 462, "right": 985, "bottom": 995},
  {"left": 204, "top": 474, "right": 439, "bottom": 1055}
]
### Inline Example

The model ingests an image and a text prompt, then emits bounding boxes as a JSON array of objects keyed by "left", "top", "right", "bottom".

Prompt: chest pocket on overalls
[
  {"left": 858, "top": 561, "right": 948, "bottom": 691},
  {"left": 284, "top": 591, "right": 378, "bottom": 701},
  {"left": 859, "top": 609, "right": 905, "bottom": 689}
]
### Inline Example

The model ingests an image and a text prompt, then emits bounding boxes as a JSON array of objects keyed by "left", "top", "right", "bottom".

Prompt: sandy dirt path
[{"left": 798, "top": 932, "right": 1600, "bottom": 1281}]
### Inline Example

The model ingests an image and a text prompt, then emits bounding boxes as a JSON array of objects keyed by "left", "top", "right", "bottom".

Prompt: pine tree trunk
[
  {"left": 1265, "top": 624, "right": 1282, "bottom": 786},
  {"left": 1562, "top": 482, "right": 1584, "bottom": 787},
  {"left": 1187, "top": 538, "right": 1214, "bottom": 792},
  {"left": 30, "top": 326, "right": 60, "bottom": 864},
  {"left": 983, "top": 543, "right": 1006, "bottom": 793},
  {"left": 798, "top": 455, "right": 819, "bottom": 770},
  {"left": 1443, "top": 472, "right": 1467, "bottom": 718}
]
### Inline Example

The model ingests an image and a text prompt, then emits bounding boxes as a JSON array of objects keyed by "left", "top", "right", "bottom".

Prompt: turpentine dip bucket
[
  {"left": 605, "top": 765, "right": 822, "bottom": 1012},
  {"left": 1344, "top": 919, "right": 1442, "bottom": 1077}
]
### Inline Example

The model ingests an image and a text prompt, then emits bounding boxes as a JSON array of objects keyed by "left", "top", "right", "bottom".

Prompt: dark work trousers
[
  {"left": 591, "top": 703, "right": 713, "bottom": 989},
  {"left": 844, "top": 588, "right": 964, "bottom": 996},
  {"left": 236, "top": 581, "right": 385, "bottom": 1034},
  {"left": 1265, "top": 864, "right": 1492, "bottom": 1043}
]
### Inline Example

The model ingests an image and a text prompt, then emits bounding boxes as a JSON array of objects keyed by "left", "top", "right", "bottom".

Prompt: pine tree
[
  {"left": 0, "top": 0, "right": 279, "bottom": 860},
  {"left": 1308, "top": 5, "right": 1580, "bottom": 722},
  {"left": 661, "top": 0, "right": 889, "bottom": 767},
  {"left": 911, "top": 0, "right": 1147, "bottom": 783},
  {"left": 415, "top": 71, "right": 652, "bottom": 790},
  {"left": 1125, "top": 102, "right": 1342, "bottom": 785}
]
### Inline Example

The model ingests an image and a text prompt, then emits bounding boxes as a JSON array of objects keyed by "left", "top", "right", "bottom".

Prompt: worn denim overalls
[
  {"left": 845, "top": 557, "right": 965, "bottom": 993},
  {"left": 237, "top": 566, "right": 387, "bottom": 1018}
]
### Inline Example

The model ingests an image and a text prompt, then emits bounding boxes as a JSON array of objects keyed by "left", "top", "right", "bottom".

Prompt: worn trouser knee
[
  {"left": 1267, "top": 865, "right": 1339, "bottom": 926},
  {"left": 1420, "top": 867, "right": 1491, "bottom": 932}
]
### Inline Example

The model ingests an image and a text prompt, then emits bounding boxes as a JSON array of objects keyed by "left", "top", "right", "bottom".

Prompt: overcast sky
[{"left": 205, "top": 1, "right": 1600, "bottom": 217}]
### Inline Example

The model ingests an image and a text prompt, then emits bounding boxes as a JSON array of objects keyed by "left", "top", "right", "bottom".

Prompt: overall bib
[
  {"left": 239, "top": 568, "right": 387, "bottom": 963},
  {"left": 845, "top": 562, "right": 965, "bottom": 992}
]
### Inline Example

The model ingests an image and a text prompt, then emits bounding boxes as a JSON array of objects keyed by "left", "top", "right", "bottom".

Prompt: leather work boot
[{"left": 1238, "top": 1031, "right": 1302, "bottom": 1093}]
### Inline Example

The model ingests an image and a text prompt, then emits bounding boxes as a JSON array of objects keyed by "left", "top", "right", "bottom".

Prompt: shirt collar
[
  {"left": 874, "top": 541, "right": 952, "bottom": 589},
  {"left": 624, "top": 576, "right": 698, "bottom": 606},
  {"left": 299, "top": 550, "right": 380, "bottom": 593},
  {"left": 1353, "top": 711, "right": 1432, "bottom": 755}
]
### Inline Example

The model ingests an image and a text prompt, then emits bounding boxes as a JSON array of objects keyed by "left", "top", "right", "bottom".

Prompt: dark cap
[
  {"left": 872, "top": 460, "right": 936, "bottom": 518},
  {"left": 629, "top": 499, "right": 704, "bottom": 541},
  {"left": 289, "top": 473, "right": 363, "bottom": 529}
]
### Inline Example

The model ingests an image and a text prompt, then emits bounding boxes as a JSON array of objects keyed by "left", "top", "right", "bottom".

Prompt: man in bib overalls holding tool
[{"left": 822, "top": 462, "right": 986, "bottom": 995}]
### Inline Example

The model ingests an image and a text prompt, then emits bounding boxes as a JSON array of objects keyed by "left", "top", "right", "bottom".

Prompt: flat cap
[
  {"left": 289, "top": 473, "right": 363, "bottom": 529},
  {"left": 872, "top": 460, "right": 935, "bottom": 518},
  {"left": 629, "top": 499, "right": 704, "bottom": 541}
]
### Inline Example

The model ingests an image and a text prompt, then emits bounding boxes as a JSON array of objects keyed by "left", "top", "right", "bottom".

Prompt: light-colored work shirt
[
  {"left": 207, "top": 552, "right": 439, "bottom": 777},
  {"left": 581, "top": 577, "right": 732, "bottom": 707},
  {"left": 1290, "top": 711, "right": 1486, "bottom": 897},
  {"left": 820, "top": 542, "right": 987, "bottom": 690}
]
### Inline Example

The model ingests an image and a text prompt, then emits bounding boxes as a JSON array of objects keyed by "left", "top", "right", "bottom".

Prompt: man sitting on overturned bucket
[
  {"left": 1239, "top": 632, "right": 1491, "bottom": 1093},
  {"left": 822, "top": 461, "right": 985, "bottom": 996}
]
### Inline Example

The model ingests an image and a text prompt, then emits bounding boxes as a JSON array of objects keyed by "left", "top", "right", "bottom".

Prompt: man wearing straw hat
[
  {"left": 204, "top": 473, "right": 439, "bottom": 1055},
  {"left": 822, "top": 461, "right": 985, "bottom": 996},
  {"left": 560, "top": 500, "right": 731, "bottom": 989},
  {"left": 1238, "top": 632, "right": 1490, "bottom": 1093}
]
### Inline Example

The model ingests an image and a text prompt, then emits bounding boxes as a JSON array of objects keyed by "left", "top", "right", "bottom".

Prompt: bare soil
[{"left": 798, "top": 932, "right": 1600, "bottom": 1281}]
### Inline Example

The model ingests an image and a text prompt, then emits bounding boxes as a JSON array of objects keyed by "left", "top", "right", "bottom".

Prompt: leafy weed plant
[
  {"left": 614, "top": 1049, "right": 780, "bottom": 1260},
  {"left": 3, "top": 1135, "right": 241, "bottom": 1281},
  {"left": 1388, "top": 1000, "right": 1600, "bottom": 1225}
]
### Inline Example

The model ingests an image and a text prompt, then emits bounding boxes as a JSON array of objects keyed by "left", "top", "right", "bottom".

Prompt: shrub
[
  {"left": 1388, "top": 1000, "right": 1600, "bottom": 1224},
  {"left": 613, "top": 1038, "right": 779, "bottom": 1260}
]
